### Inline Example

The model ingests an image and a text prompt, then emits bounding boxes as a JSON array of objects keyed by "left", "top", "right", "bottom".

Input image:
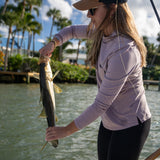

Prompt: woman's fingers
[
  {"left": 46, "top": 127, "right": 57, "bottom": 141},
  {"left": 39, "top": 42, "right": 55, "bottom": 57},
  {"left": 45, "top": 126, "right": 68, "bottom": 141}
]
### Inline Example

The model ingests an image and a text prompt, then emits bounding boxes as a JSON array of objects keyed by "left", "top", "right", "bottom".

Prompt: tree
[
  {"left": 32, "top": 22, "right": 42, "bottom": 55},
  {"left": 143, "top": 36, "right": 157, "bottom": 66},
  {"left": 27, "top": 21, "right": 42, "bottom": 56},
  {"left": 157, "top": 32, "right": 160, "bottom": 53},
  {"left": 47, "top": 8, "right": 61, "bottom": 39},
  {"left": 0, "top": 5, "right": 18, "bottom": 71},
  {"left": 1, "top": 0, "right": 9, "bottom": 15},
  {"left": 2, "top": 13, "right": 17, "bottom": 71},
  {"left": 14, "top": 0, "right": 42, "bottom": 18},
  {"left": 19, "top": 13, "right": 35, "bottom": 54},
  {"left": 56, "top": 17, "right": 72, "bottom": 61},
  {"left": 10, "top": 3, "right": 23, "bottom": 54},
  {"left": 75, "top": 39, "right": 86, "bottom": 64}
]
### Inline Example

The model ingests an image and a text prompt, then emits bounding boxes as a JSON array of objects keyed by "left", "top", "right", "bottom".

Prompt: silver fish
[{"left": 39, "top": 57, "right": 61, "bottom": 150}]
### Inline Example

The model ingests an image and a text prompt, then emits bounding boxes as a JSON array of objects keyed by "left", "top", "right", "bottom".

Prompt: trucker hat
[{"left": 73, "top": 0, "right": 128, "bottom": 11}]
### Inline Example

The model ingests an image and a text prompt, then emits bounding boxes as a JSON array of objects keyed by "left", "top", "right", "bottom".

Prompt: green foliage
[
  {"left": 7, "top": 54, "right": 160, "bottom": 82},
  {"left": 65, "top": 49, "right": 77, "bottom": 53},
  {"left": 22, "top": 57, "right": 39, "bottom": 72},
  {"left": 85, "top": 67, "right": 96, "bottom": 77},
  {"left": 50, "top": 60, "right": 89, "bottom": 83},
  {"left": 8, "top": 54, "right": 23, "bottom": 71},
  {"left": 8, "top": 54, "right": 39, "bottom": 72},
  {"left": 143, "top": 65, "right": 160, "bottom": 80}
]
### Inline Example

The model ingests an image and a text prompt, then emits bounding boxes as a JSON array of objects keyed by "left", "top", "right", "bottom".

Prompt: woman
[{"left": 39, "top": 0, "right": 151, "bottom": 159}]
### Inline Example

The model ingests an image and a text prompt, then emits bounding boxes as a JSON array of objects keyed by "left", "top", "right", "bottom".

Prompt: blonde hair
[{"left": 87, "top": 3, "right": 147, "bottom": 67}]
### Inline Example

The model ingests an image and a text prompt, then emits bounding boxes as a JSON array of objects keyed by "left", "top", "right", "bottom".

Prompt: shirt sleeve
[
  {"left": 54, "top": 25, "right": 89, "bottom": 45},
  {"left": 74, "top": 46, "right": 138, "bottom": 129}
]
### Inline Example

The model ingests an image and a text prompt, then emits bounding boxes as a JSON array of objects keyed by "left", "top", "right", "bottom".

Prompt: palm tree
[
  {"left": 75, "top": 39, "right": 86, "bottom": 64},
  {"left": 1, "top": 7, "right": 17, "bottom": 71},
  {"left": 47, "top": 8, "right": 61, "bottom": 39},
  {"left": 14, "top": 0, "right": 26, "bottom": 18},
  {"left": 14, "top": 0, "right": 42, "bottom": 19},
  {"left": 19, "top": 13, "right": 35, "bottom": 54},
  {"left": 32, "top": 22, "right": 42, "bottom": 55},
  {"left": 157, "top": 32, "right": 160, "bottom": 53},
  {"left": 26, "top": 0, "right": 42, "bottom": 15},
  {"left": 27, "top": 21, "right": 42, "bottom": 56},
  {"left": 143, "top": 36, "right": 157, "bottom": 66},
  {"left": 11, "top": 29, "right": 16, "bottom": 54},
  {"left": 1, "top": 0, "right": 9, "bottom": 15},
  {"left": 10, "top": 3, "right": 23, "bottom": 54},
  {"left": 56, "top": 17, "right": 72, "bottom": 61},
  {"left": 52, "top": 41, "right": 73, "bottom": 61}
]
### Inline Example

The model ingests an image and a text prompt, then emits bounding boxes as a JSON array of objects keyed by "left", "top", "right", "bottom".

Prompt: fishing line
[
  {"left": 115, "top": 0, "right": 121, "bottom": 50},
  {"left": 150, "top": 0, "right": 160, "bottom": 25}
]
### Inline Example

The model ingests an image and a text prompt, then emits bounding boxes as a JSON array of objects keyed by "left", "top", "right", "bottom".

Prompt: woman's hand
[
  {"left": 46, "top": 126, "right": 69, "bottom": 141},
  {"left": 39, "top": 42, "right": 55, "bottom": 57},
  {"left": 45, "top": 121, "right": 79, "bottom": 142}
]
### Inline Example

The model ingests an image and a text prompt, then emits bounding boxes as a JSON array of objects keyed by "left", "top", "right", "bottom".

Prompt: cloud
[
  {"left": 81, "top": 11, "right": 90, "bottom": 24},
  {"left": 48, "top": 0, "right": 73, "bottom": 19},
  {"left": 0, "top": 25, "right": 8, "bottom": 38},
  {"left": 128, "top": 0, "right": 160, "bottom": 41},
  {"left": 40, "top": 5, "right": 50, "bottom": 21},
  {"left": 40, "top": 0, "right": 73, "bottom": 21},
  {"left": 37, "top": 38, "right": 45, "bottom": 43},
  {"left": 70, "top": 0, "right": 77, "bottom": 4}
]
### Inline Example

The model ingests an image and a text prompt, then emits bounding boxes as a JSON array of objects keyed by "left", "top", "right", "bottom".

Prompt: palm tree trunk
[
  {"left": 1, "top": 0, "right": 9, "bottom": 15},
  {"left": 20, "top": 30, "right": 25, "bottom": 54},
  {"left": 21, "top": 0, "right": 26, "bottom": 19},
  {"left": 50, "top": 20, "right": 54, "bottom": 38},
  {"left": 27, "top": 32, "right": 32, "bottom": 56},
  {"left": 17, "top": 31, "right": 20, "bottom": 54},
  {"left": 33, "top": 33, "right": 35, "bottom": 55},
  {"left": 76, "top": 40, "right": 81, "bottom": 65},
  {"left": 11, "top": 32, "right": 15, "bottom": 55},
  {"left": 151, "top": 54, "right": 157, "bottom": 66},
  {"left": 4, "top": 26, "right": 11, "bottom": 71},
  {"left": 29, "top": 4, "right": 33, "bottom": 13}
]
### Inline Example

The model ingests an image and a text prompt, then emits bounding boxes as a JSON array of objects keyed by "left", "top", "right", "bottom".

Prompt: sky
[{"left": 0, "top": 0, "right": 160, "bottom": 51}]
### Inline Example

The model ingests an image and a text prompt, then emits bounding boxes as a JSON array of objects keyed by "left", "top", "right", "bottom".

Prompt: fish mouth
[
  {"left": 50, "top": 140, "right": 59, "bottom": 148},
  {"left": 41, "top": 140, "right": 58, "bottom": 151},
  {"left": 39, "top": 56, "right": 50, "bottom": 64}
]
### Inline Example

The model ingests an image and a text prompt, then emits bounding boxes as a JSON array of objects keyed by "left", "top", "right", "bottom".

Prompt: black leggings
[{"left": 98, "top": 118, "right": 151, "bottom": 160}]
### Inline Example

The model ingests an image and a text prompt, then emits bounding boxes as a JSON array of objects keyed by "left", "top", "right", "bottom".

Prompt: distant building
[{"left": 63, "top": 53, "right": 87, "bottom": 65}]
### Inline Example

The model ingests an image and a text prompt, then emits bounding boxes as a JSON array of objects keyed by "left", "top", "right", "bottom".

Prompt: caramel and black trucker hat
[{"left": 73, "top": 0, "right": 128, "bottom": 11}]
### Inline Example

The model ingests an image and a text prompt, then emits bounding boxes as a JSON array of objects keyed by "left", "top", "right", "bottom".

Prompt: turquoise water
[{"left": 0, "top": 83, "right": 160, "bottom": 160}]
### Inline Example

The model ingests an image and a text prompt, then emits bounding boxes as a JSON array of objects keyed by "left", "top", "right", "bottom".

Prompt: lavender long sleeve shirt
[{"left": 54, "top": 25, "right": 151, "bottom": 130}]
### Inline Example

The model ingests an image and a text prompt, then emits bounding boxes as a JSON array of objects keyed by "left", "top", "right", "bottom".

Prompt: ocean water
[{"left": 0, "top": 83, "right": 160, "bottom": 160}]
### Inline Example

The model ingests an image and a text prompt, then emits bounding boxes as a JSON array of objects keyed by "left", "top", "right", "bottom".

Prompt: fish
[{"left": 39, "top": 56, "right": 62, "bottom": 150}]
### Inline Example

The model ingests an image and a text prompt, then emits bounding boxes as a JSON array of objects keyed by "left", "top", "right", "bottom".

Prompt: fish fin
[
  {"left": 53, "top": 83, "right": 62, "bottom": 93},
  {"left": 55, "top": 114, "right": 58, "bottom": 122},
  {"left": 52, "top": 70, "right": 60, "bottom": 80},
  {"left": 32, "top": 72, "right": 40, "bottom": 80},
  {"left": 38, "top": 108, "right": 46, "bottom": 118},
  {"left": 40, "top": 141, "right": 48, "bottom": 152}
]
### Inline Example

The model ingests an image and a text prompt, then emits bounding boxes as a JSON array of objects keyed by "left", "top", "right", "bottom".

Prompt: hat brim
[{"left": 73, "top": 0, "right": 104, "bottom": 11}]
